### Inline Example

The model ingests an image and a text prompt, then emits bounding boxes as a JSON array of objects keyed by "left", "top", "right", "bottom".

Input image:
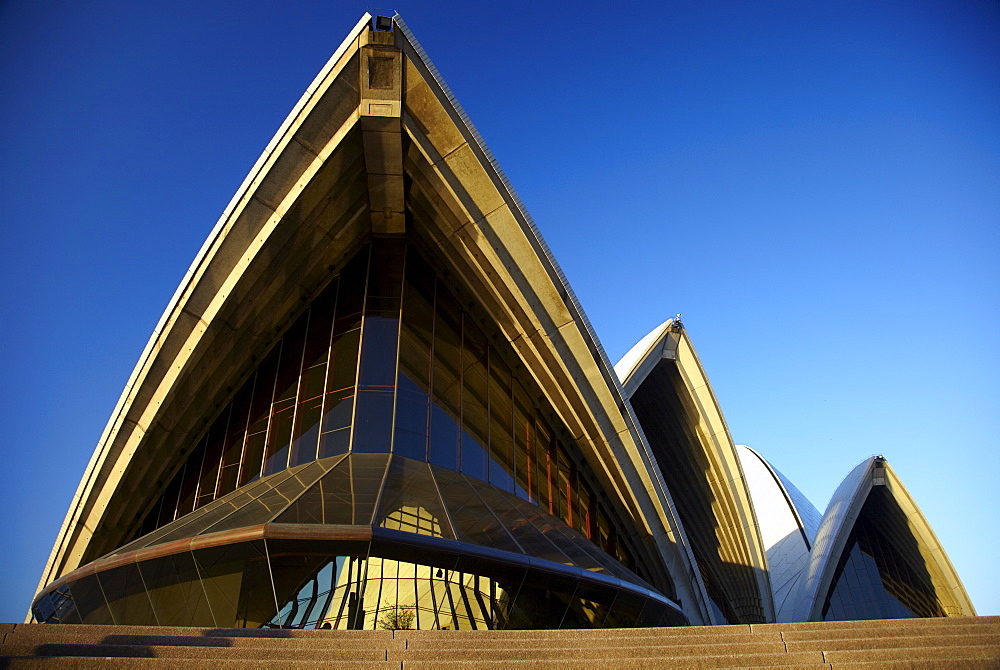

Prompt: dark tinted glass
[
  {"left": 460, "top": 316, "right": 489, "bottom": 482},
  {"left": 433, "top": 466, "right": 521, "bottom": 554},
  {"left": 429, "top": 287, "right": 461, "bottom": 470}
]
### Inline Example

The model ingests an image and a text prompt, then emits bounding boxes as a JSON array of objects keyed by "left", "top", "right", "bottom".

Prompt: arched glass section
[
  {"left": 32, "top": 538, "right": 683, "bottom": 630},
  {"left": 132, "top": 238, "right": 655, "bottom": 587},
  {"left": 34, "top": 455, "right": 686, "bottom": 629}
]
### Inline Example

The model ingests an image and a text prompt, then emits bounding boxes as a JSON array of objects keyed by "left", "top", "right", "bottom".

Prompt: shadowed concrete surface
[{"left": 2, "top": 617, "right": 998, "bottom": 668}]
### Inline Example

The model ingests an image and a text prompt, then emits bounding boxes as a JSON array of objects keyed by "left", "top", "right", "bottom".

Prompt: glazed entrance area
[{"left": 33, "top": 455, "right": 686, "bottom": 629}]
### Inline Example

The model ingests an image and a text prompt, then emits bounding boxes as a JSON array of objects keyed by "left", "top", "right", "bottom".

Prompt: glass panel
[
  {"left": 195, "top": 408, "right": 230, "bottom": 509},
  {"left": 136, "top": 472, "right": 292, "bottom": 550},
  {"left": 138, "top": 551, "right": 215, "bottom": 627},
  {"left": 193, "top": 540, "right": 274, "bottom": 628},
  {"left": 512, "top": 378, "right": 532, "bottom": 501},
  {"left": 319, "top": 327, "right": 360, "bottom": 458},
  {"left": 290, "top": 281, "right": 337, "bottom": 467},
  {"left": 275, "top": 453, "right": 389, "bottom": 526},
  {"left": 263, "top": 317, "right": 309, "bottom": 476},
  {"left": 393, "top": 255, "right": 434, "bottom": 461},
  {"left": 217, "top": 383, "right": 253, "bottom": 498},
  {"left": 431, "top": 465, "right": 521, "bottom": 554},
  {"left": 509, "top": 570, "right": 578, "bottom": 630},
  {"left": 460, "top": 316, "right": 489, "bottom": 482},
  {"left": 488, "top": 352, "right": 514, "bottom": 493},
  {"left": 474, "top": 483, "right": 571, "bottom": 567},
  {"left": 429, "top": 285, "right": 461, "bottom": 471},
  {"left": 530, "top": 507, "right": 604, "bottom": 572},
  {"left": 556, "top": 443, "right": 571, "bottom": 527},
  {"left": 156, "top": 465, "right": 184, "bottom": 527},
  {"left": 176, "top": 437, "right": 207, "bottom": 519},
  {"left": 534, "top": 422, "right": 552, "bottom": 513},
  {"left": 97, "top": 561, "right": 158, "bottom": 626},
  {"left": 201, "top": 460, "right": 329, "bottom": 535},
  {"left": 354, "top": 239, "right": 404, "bottom": 455},
  {"left": 71, "top": 573, "right": 114, "bottom": 625},
  {"left": 240, "top": 350, "right": 280, "bottom": 486},
  {"left": 375, "top": 457, "right": 453, "bottom": 539},
  {"left": 562, "top": 579, "right": 617, "bottom": 629}
]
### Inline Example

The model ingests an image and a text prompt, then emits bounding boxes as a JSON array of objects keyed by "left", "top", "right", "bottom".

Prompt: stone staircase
[{"left": 2, "top": 616, "right": 998, "bottom": 668}]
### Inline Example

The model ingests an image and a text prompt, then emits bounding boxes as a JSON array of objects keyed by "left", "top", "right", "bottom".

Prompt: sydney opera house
[{"left": 31, "top": 14, "right": 974, "bottom": 629}]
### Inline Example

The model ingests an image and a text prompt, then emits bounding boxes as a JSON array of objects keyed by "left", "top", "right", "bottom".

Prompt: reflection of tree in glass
[{"left": 377, "top": 601, "right": 415, "bottom": 630}]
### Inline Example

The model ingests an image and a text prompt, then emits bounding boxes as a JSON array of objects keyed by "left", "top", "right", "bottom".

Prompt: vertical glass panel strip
[
  {"left": 429, "top": 282, "right": 461, "bottom": 471},
  {"left": 534, "top": 421, "right": 552, "bottom": 513},
  {"left": 488, "top": 350, "right": 514, "bottom": 493},
  {"left": 156, "top": 465, "right": 184, "bottom": 527},
  {"left": 176, "top": 436, "right": 207, "bottom": 519},
  {"left": 393, "top": 249, "right": 433, "bottom": 462},
  {"left": 460, "top": 316, "right": 489, "bottom": 482},
  {"left": 217, "top": 382, "right": 253, "bottom": 498},
  {"left": 263, "top": 316, "right": 309, "bottom": 476},
  {"left": 290, "top": 279, "right": 338, "bottom": 467},
  {"left": 349, "top": 453, "right": 391, "bottom": 525},
  {"left": 195, "top": 406, "right": 230, "bottom": 509},
  {"left": 512, "top": 378, "right": 532, "bottom": 501},
  {"left": 320, "top": 327, "right": 361, "bottom": 458},
  {"left": 354, "top": 239, "right": 404, "bottom": 453},
  {"left": 240, "top": 349, "right": 281, "bottom": 486},
  {"left": 319, "top": 246, "right": 369, "bottom": 458},
  {"left": 556, "top": 443, "right": 572, "bottom": 527}
]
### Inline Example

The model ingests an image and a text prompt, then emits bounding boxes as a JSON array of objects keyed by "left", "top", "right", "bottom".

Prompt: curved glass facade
[
  {"left": 32, "top": 542, "right": 681, "bottom": 630},
  {"left": 33, "top": 455, "right": 685, "bottom": 629},
  {"left": 133, "top": 239, "right": 651, "bottom": 582}
]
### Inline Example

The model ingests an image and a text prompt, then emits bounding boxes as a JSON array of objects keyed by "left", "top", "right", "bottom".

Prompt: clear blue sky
[{"left": 1, "top": 1, "right": 997, "bottom": 622}]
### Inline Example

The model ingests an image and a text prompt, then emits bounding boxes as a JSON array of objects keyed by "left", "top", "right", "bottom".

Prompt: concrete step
[
  {"left": 389, "top": 642, "right": 797, "bottom": 661},
  {"left": 822, "top": 645, "right": 1000, "bottom": 663},
  {"left": 829, "top": 662, "right": 997, "bottom": 670},
  {"left": 402, "top": 631, "right": 783, "bottom": 649},
  {"left": 3, "top": 631, "right": 405, "bottom": 649},
  {"left": 400, "top": 656, "right": 830, "bottom": 669},
  {"left": 780, "top": 624, "right": 1000, "bottom": 642},
  {"left": 3, "top": 617, "right": 997, "bottom": 668},
  {"left": 2, "top": 643, "right": 390, "bottom": 661},
  {"left": 760, "top": 616, "right": 999, "bottom": 632},
  {"left": 3, "top": 624, "right": 393, "bottom": 640},
  {"left": 785, "top": 633, "right": 1000, "bottom": 651},
  {"left": 0, "top": 661, "right": 400, "bottom": 669}
]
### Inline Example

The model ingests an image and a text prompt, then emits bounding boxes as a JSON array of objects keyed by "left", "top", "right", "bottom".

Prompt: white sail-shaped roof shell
[
  {"left": 736, "top": 445, "right": 817, "bottom": 621},
  {"left": 789, "top": 456, "right": 975, "bottom": 622}
]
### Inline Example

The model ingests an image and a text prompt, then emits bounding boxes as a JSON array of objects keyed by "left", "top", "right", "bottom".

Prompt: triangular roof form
[
  {"left": 617, "top": 319, "right": 774, "bottom": 623},
  {"left": 36, "top": 14, "right": 709, "bottom": 625},
  {"left": 791, "top": 456, "right": 975, "bottom": 621}
]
